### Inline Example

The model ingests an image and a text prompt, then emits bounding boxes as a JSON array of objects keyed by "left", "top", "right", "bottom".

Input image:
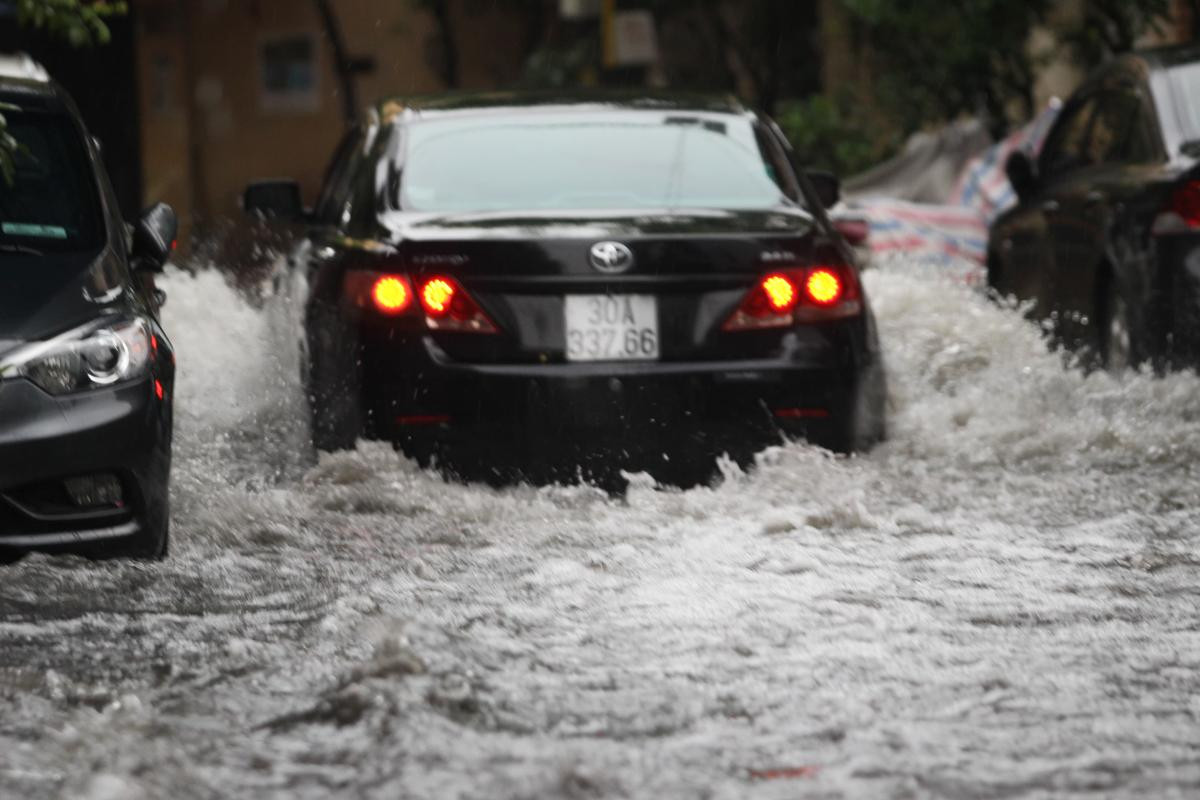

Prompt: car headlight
[{"left": 0, "top": 317, "right": 152, "bottom": 395}]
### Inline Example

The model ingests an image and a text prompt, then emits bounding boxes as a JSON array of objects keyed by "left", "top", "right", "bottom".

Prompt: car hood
[
  {"left": 380, "top": 206, "right": 816, "bottom": 242},
  {"left": 0, "top": 248, "right": 129, "bottom": 349}
]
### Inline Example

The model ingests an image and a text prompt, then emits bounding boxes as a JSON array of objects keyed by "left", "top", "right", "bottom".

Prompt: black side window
[
  {"left": 0, "top": 111, "right": 103, "bottom": 252},
  {"left": 343, "top": 123, "right": 398, "bottom": 238},
  {"left": 1039, "top": 96, "right": 1098, "bottom": 177},
  {"left": 752, "top": 125, "right": 792, "bottom": 198},
  {"left": 312, "top": 127, "right": 365, "bottom": 227},
  {"left": 1086, "top": 87, "right": 1161, "bottom": 166}
]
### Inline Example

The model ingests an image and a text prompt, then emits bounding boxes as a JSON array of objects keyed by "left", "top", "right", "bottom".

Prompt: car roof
[
  {"left": 372, "top": 90, "right": 751, "bottom": 124},
  {"left": 0, "top": 52, "right": 66, "bottom": 107},
  {"left": 0, "top": 52, "right": 49, "bottom": 83},
  {"left": 1136, "top": 43, "right": 1200, "bottom": 72}
]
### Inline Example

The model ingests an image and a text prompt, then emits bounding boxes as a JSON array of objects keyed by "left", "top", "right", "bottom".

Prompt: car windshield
[
  {"left": 1167, "top": 62, "right": 1200, "bottom": 142},
  {"left": 399, "top": 112, "right": 791, "bottom": 213},
  {"left": 0, "top": 110, "right": 103, "bottom": 253}
]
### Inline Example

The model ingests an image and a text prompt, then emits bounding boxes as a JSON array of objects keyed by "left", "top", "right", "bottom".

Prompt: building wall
[{"left": 135, "top": 0, "right": 527, "bottom": 238}]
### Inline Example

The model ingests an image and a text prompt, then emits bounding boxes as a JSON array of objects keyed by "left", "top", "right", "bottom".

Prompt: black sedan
[
  {"left": 0, "top": 58, "right": 177, "bottom": 562},
  {"left": 248, "top": 93, "right": 886, "bottom": 483},
  {"left": 990, "top": 45, "right": 1200, "bottom": 371}
]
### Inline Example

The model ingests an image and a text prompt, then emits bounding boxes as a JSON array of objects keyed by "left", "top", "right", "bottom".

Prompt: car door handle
[{"left": 1041, "top": 199, "right": 1060, "bottom": 213}]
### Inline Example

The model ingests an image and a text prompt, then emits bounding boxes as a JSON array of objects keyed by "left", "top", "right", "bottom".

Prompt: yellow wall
[{"left": 136, "top": 0, "right": 526, "bottom": 235}]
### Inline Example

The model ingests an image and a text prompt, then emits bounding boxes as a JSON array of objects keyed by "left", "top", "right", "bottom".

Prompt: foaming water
[
  {"left": 165, "top": 265, "right": 311, "bottom": 490},
  {"left": 3, "top": 258, "right": 1199, "bottom": 799},
  {"left": 163, "top": 258, "right": 1200, "bottom": 491}
]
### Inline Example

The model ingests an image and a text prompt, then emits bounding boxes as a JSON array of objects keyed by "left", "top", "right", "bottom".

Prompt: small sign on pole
[
  {"left": 603, "top": 9, "right": 659, "bottom": 67},
  {"left": 560, "top": 0, "right": 602, "bottom": 20}
]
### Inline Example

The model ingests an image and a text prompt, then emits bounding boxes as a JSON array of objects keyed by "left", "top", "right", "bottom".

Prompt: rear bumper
[
  {"left": 358, "top": 320, "right": 885, "bottom": 460},
  {"left": 0, "top": 377, "right": 171, "bottom": 550}
]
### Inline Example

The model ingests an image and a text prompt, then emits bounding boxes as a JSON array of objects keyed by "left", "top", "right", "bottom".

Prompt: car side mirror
[
  {"left": 132, "top": 202, "right": 177, "bottom": 273},
  {"left": 805, "top": 170, "right": 841, "bottom": 209},
  {"left": 1005, "top": 150, "right": 1038, "bottom": 203},
  {"left": 243, "top": 180, "right": 304, "bottom": 221}
]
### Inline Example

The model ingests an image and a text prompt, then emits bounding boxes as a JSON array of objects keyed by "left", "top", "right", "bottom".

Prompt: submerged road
[{"left": 2, "top": 263, "right": 1199, "bottom": 798}]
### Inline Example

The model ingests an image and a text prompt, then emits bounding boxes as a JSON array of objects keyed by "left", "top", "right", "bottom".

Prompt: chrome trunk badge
[{"left": 589, "top": 241, "right": 634, "bottom": 274}]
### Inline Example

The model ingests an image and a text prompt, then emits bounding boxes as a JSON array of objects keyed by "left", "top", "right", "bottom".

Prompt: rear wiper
[
  {"left": 0, "top": 242, "right": 44, "bottom": 256},
  {"left": 664, "top": 116, "right": 727, "bottom": 135}
]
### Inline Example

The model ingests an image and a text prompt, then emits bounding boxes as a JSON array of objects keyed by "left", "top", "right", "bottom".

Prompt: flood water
[{"left": 2, "top": 259, "right": 1199, "bottom": 798}]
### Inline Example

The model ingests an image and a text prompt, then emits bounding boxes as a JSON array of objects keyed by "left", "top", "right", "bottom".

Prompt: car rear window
[
  {"left": 0, "top": 110, "right": 103, "bottom": 253},
  {"left": 1166, "top": 62, "right": 1200, "bottom": 142},
  {"left": 398, "top": 112, "right": 791, "bottom": 213}
]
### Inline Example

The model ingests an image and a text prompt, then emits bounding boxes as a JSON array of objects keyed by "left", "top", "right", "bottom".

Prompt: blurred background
[{"left": 2, "top": 0, "right": 1194, "bottom": 242}]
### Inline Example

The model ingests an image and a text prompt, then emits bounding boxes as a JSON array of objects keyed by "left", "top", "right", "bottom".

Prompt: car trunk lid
[{"left": 390, "top": 207, "right": 826, "bottom": 364}]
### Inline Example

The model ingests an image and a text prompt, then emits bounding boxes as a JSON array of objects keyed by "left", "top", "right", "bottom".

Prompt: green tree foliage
[
  {"left": 835, "top": 0, "right": 1172, "bottom": 136},
  {"left": 15, "top": 0, "right": 127, "bottom": 47},
  {"left": 410, "top": 0, "right": 548, "bottom": 89},
  {"left": 774, "top": 94, "right": 899, "bottom": 177},
  {"left": 410, "top": 0, "right": 820, "bottom": 113},
  {"left": 648, "top": 0, "right": 821, "bottom": 114}
]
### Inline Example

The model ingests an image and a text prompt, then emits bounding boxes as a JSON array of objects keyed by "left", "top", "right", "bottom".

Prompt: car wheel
[
  {"left": 92, "top": 494, "right": 170, "bottom": 561},
  {"left": 0, "top": 550, "right": 25, "bottom": 566},
  {"left": 986, "top": 253, "right": 1002, "bottom": 295},
  {"left": 1101, "top": 281, "right": 1134, "bottom": 373},
  {"left": 833, "top": 364, "right": 888, "bottom": 454}
]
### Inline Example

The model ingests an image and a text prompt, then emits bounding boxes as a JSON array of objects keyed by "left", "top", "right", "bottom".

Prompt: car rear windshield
[
  {"left": 0, "top": 110, "right": 103, "bottom": 253},
  {"left": 398, "top": 112, "right": 792, "bottom": 213},
  {"left": 1167, "top": 62, "right": 1200, "bottom": 141}
]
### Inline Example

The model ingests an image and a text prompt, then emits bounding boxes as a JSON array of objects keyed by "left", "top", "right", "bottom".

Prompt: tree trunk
[
  {"left": 312, "top": 0, "right": 358, "bottom": 126},
  {"left": 178, "top": 0, "right": 209, "bottom": 223},
  {"left": 426, "top": 0, "right": 460, "bottom": 89},
  {"left": 758, "top": 0, "right": 785, "bottom": 115},
  {"left": 698, "top": 0, "right": 762, "bottom": 107}
]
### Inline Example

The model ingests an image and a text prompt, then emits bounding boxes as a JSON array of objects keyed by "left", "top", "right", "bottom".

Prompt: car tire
[
  {"left": 986, "top": 253, "right": 1003, "bottom": 296},
  {"left": 1100, "top": 279, "right": 1135, "bottom": 373},
  {"left": 307, "top": 301, "right": 364, "bottom": 453},
  {"left": 0, "top": 550, "right": 25, "bottom": 566},
  {"left": 831, "top": 364, "right": 888, "bottom": 454},
  {"left": 93, "top": 493, "right": 170, "bottom": 561}
]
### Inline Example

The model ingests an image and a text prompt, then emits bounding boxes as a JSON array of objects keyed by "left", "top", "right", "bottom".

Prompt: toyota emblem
[{"left": 589, "top": 241, "right": 634, "bottom": 274}]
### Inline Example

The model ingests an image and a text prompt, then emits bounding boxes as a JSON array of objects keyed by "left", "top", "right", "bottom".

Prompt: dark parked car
[
  {"left": 247, "top": 92, "right": 886, "bottom": 484},
  {"left": 0, "top": 55, "right": 177, "bottom": 562},
  {"left": 989, "top": 46, "right": 1200, "bottom": 371}
]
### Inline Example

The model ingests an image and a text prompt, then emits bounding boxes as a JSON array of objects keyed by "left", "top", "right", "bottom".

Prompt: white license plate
[{"left": 565, "top": 295, "right": 660, "bottom": 362}]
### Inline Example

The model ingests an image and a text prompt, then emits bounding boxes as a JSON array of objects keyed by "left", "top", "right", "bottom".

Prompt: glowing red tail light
[
  {"left": 418, "top": 275, "right": 498, "bottom": 334},
  {"left": 762, "top": 274, "right": 799, "bottom": 312},
  {"left": 371, "top": 275, "right": 413, "bottom": 314},
  {"left": 420, "top": 278, "right": 455, "bottom": 315},
  {"left": 724, "top": 266, "right": 860, "bottom": 331},
  {"left": 1172, "top": 181, "right": 1200, "bottom": 225},
  {"left": 805, "top": 268, "right": 844, "bottom": 306},
  {"left": 343, "top": 270, "right": 499, "bottom": 334},
  {"left": 1153, "top": 180, "right": 1200, "bottom": 234}
]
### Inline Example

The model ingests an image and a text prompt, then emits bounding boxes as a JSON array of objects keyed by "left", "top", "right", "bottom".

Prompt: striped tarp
[
  {"left": 851, "top": 102, "right": 1062, "bottom": 279},
  {"left": 951, "top": 100, "right": 1062, "bottom": 224},
  {"left": 855, "top": 199, "right": 990, "bottom": 279}
]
